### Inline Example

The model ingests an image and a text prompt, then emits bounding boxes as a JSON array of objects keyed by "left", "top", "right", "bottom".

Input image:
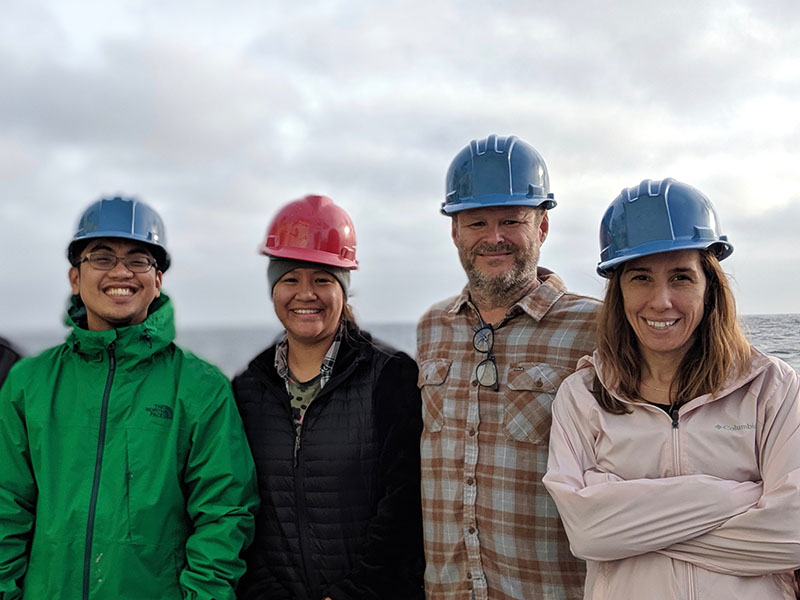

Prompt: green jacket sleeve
[
  {"left": 179, "top": 378, "right": 259, "bottom": 600},
  {"left": 0, "top": 365, "right": 35, "bottom": 600}
]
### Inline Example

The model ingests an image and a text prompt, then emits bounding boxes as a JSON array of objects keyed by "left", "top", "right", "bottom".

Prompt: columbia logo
[
  {"left": 145, "top": 404, "right": 174, "bottom": 419},
  {"left": 714, "top": 423, "right": 755, "bottom": 431}
]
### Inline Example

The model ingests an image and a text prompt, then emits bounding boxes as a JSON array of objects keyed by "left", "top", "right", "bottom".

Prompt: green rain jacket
[{"left": 0, "top": 294, "right": 259, "bottom": 599}]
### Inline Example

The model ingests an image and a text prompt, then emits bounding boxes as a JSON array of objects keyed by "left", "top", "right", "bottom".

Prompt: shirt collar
[{"left": 274, "top": 322, "right": 344, "bottom": 389}]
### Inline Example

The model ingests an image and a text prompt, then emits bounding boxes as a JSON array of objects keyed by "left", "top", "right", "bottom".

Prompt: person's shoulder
[
  {"left": 232, "top": 344, "right": 275, "bottom": 381},
  {"left": 348, "top": 328, "right": 417, "bottom": 373},
  {"left": 554, "top": 289, "right": 602, "bottom": 313},
  {"left": 170, "top": 344, "right": 230, "bottom": 387},
  {"left": 748, "top": 346, "right": 799, "bottom": 388},
  {"left": 418, "top": 294, "right": 461, "bottom": 321},
  {"left": 554, "top": 362, "right": 601, "bottom": 413},
  {"left": 1, "top": 343, "right": 69, "bottom": 393},
  {"left": 417, "top": 294, "right": 465, "bottom": 342}
]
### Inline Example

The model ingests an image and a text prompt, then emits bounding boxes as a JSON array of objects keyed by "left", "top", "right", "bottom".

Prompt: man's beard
[{"left": 458, "top": 241, "right": 540, "bottom": 308}]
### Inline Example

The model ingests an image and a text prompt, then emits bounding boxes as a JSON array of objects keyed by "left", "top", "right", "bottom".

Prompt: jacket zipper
[
  {"left": 293, "top": 420, "right": 317, "bottom": 595},
  {"left": 272, "top": 353, "right": 363, "bottom": 598},
  {"left": 670, "top": 406, "right": 697, "bottom": 600},
  {"left": 83, "top": 343, "right": 116, "bottom": 600}
]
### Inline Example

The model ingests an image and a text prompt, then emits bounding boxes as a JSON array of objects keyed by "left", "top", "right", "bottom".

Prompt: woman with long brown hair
[{"left": 544, "top": 178, "right": 800, "bottom": 599}]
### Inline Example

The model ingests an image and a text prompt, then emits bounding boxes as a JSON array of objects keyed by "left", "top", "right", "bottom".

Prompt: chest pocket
[
  {"left": 417, "top": 358, "right": 451, "bottom": 433},
  {"left": 504, "top": 362, "right": 568, "bottom": 444}
]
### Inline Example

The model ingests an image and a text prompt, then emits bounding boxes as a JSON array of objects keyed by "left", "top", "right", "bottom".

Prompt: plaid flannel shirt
[{"left": 416, "top": 268, "right": 600, "bottom": 600}]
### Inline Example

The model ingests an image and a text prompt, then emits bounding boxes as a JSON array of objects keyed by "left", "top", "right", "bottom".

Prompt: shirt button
[
  {"left": 466, "top": 477, "right": 474, "bottom": 485},
  {"left": 467, "top": 572, "right": 472, "bottom": 580},
  {"left": 468, "top": 527, "right": 476, "bottom": 534},
  {"left": 535, "top": 379, "right": 543, "bottom": 387},
  {"left": 471, "top": 379, "right": 478, "bottom": 387},
  {"left": 468, "top": 428, "right": 476, "bottom": 436},
  {"left": 467, "top": 581, "right": 473, "bottom": 590}
]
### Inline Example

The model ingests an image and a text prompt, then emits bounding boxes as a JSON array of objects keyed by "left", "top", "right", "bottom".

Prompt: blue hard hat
[
  {"left": 67, "top": 196, "right": 171, "bottom": 272},
  {"left": 441, "top": 134, "right": 556, "bottom": 215},
  {"left": 597, "top": 178, "right": 732, "bottom": 278}
]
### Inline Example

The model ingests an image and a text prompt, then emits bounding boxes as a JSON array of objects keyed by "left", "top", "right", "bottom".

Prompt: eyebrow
[
  {"left": 86, "top": 243, "right": 152, "bottom": 256},
  {"left": 625, "top": 266, "right": 697, "bottom": 274}
]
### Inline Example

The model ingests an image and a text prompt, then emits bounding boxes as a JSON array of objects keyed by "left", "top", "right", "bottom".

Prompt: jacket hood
[
  {"left": 64, "top": 292, "right": 175, "bottom": 361},
  {"left": 582, "top": 346, "right": 773, "bottom": 410}
]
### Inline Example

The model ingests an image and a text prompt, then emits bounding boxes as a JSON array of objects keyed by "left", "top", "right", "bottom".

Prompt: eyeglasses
[
  {"left": 78, "top": 252, "right": 157, "bottom": 273},
  {"left": 473, "top": 324, "right": 498, "bottom": 391}
]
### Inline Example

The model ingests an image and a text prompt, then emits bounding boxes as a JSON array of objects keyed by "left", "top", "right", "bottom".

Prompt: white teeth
[
  {"left": 646, "top": 319, "right": 675, "bottom": 329},
  {"left": 106, "top": 288, "right": 133, "bottom": 297},
  {"left": 293, "top": 309, "right": 321, "bottom": 314}
]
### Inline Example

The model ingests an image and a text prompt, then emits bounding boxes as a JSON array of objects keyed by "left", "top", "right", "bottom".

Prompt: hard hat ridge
[
  {"left": 442, "top": 133, "right": 556, "bottom": 215},
  {"left": 260, "top": 194, "right": 358, "bottom": 269},
  {"left": 67, "top": 196, "right": 171, "bottom": 272},
  {"left": 597, "top": 178, "right": 733, "bottom": 278}
]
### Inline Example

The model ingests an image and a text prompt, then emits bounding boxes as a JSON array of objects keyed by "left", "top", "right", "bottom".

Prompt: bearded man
[{"left": 416, "top": 134, "right": 600, "bottom": 600}]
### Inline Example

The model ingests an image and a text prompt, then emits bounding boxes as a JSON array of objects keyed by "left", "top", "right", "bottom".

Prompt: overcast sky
[{"left": 2, "top": 0, "right": 799, "bottom": 336}]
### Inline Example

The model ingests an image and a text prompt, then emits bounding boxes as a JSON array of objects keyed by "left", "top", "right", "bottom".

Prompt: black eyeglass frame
[
  {"left": 77, "top": 252, "right": 158, "bottom": 273},
  {"left": 472, "top": 324, "right": 499, "bottom": 391}
]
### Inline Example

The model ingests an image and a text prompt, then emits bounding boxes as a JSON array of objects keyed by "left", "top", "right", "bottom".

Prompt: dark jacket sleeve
[
  {"left": 324, "top": 352, "right": 425, "bottom": 600},
  {"left": 236, "top": 537, "right": 293, "bottom": 600},
  {"left": 0, "top": 338, "right": 21, "bottom": 388},
  {"left": 232, "top": 369, "right": 294, "bottom": 600}
]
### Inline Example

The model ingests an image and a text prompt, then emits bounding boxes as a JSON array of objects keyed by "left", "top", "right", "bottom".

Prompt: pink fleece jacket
[{"left": 543, "top": 347, "right": 800, "bottom": 599}]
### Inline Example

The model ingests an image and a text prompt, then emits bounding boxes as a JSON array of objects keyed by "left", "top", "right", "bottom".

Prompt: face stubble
[{"left": 457, "top": 238, "right": 540, "bottom": 309}]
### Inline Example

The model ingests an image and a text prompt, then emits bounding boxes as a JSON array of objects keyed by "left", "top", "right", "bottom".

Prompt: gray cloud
[{"left": 1, "top": 0, "right": 798, "bottom": 338}]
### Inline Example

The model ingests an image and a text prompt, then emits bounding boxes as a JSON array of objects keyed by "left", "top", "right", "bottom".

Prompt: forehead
[
  {"left": 83, "top": 238, "right": 154, "bottom": 256},
  {"left": 278, "top": 267, "right": 334, "bottom": 279},
  {"left": 455, "top": 205, "right": 535, "bottom": 223},
  {"left": 622, "top": 249, "right": 702, "bottom": 271}
]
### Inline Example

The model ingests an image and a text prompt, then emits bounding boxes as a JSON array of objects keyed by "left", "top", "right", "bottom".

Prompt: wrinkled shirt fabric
[{"left": 417, "top": 268, "right": 600, "bottom": 600}]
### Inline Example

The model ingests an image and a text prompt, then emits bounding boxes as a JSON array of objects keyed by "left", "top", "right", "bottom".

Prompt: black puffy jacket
[
  {"left": 233, "top": 328, "right": 425, "bottom": 600},
  {"left": 0, "top": 337, "right": 21, "bottom": 387}
]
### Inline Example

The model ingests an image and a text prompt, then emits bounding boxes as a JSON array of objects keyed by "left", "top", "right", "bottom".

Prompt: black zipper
[{"left": 83, "top": 343, "right": 116, "bottom": 600}]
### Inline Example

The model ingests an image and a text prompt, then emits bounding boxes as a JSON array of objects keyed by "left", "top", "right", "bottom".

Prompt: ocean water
[{"left": 8, "top": 315, "right": 800, "bottom": 378}]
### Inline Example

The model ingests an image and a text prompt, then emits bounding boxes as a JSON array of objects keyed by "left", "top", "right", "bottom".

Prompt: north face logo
[{"left": 145, "top": 404, "right": 174, "bottom": 419}]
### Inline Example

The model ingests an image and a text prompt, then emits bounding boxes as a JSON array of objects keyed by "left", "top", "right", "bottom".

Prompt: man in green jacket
[{"left": 0, "top": 196, "right": 259, "bottom": 599}]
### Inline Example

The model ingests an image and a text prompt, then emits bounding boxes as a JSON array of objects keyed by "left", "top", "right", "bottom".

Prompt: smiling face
[
  {"left": 69, "top": 238, "right": 162, "bottom": 331},
  {"left": 272, "top": 267, "right": 344, "bottom": 348},
  {"left": 620, "top": 249, "right": 707, "bottom": 367},
  {"left": 451, "top": 205, "right": 548, "bottom": 304}
]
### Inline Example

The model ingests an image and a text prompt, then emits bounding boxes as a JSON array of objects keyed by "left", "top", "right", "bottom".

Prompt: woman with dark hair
[
  {"left": 544, "top": 179, "right": 800, "bottom": 599},
  {"left": 233, "top": 195, "right": 424, "bottom": 600}
]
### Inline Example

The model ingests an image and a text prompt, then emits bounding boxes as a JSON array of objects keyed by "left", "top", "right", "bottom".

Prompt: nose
[
  {"left": 108, "top": 257, "right": 134, "bottom": 277},
  {"left": 648, "top": 282, "right": 673, "bottom": 311},
  {"left": 296, "top": 280, "right": 317, "bottom": 300},
  {"left": 485, "top": 223, "right": 505, "bottom": 244}
]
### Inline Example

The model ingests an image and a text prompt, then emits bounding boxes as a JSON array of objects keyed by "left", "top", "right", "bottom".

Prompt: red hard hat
[{"left": 260, "top": 195, "right": 358, "bottom": 269}]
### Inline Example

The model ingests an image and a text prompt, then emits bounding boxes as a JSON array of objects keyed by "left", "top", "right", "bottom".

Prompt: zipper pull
[
  {"left": 671, "top": 407, "right": 679, "bottom": 429},
  {"left": 293, "top": 434, "right": 300, "bottom": 468}
]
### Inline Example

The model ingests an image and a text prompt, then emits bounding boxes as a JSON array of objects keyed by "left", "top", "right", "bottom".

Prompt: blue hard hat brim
[
  {"left": 441, "top": 194, "right": 557, "bottom": 215},
  {"left": 597, "top": 239, "right": 733, "bottom": 278}
]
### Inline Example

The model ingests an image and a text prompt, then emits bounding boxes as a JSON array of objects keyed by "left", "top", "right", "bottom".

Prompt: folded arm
[
  {"left": 544, "top": 376, "right": 761, "bottom": 562},
  {"left": 657, "top": 368, "right": 800, "bottom": 575}
]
